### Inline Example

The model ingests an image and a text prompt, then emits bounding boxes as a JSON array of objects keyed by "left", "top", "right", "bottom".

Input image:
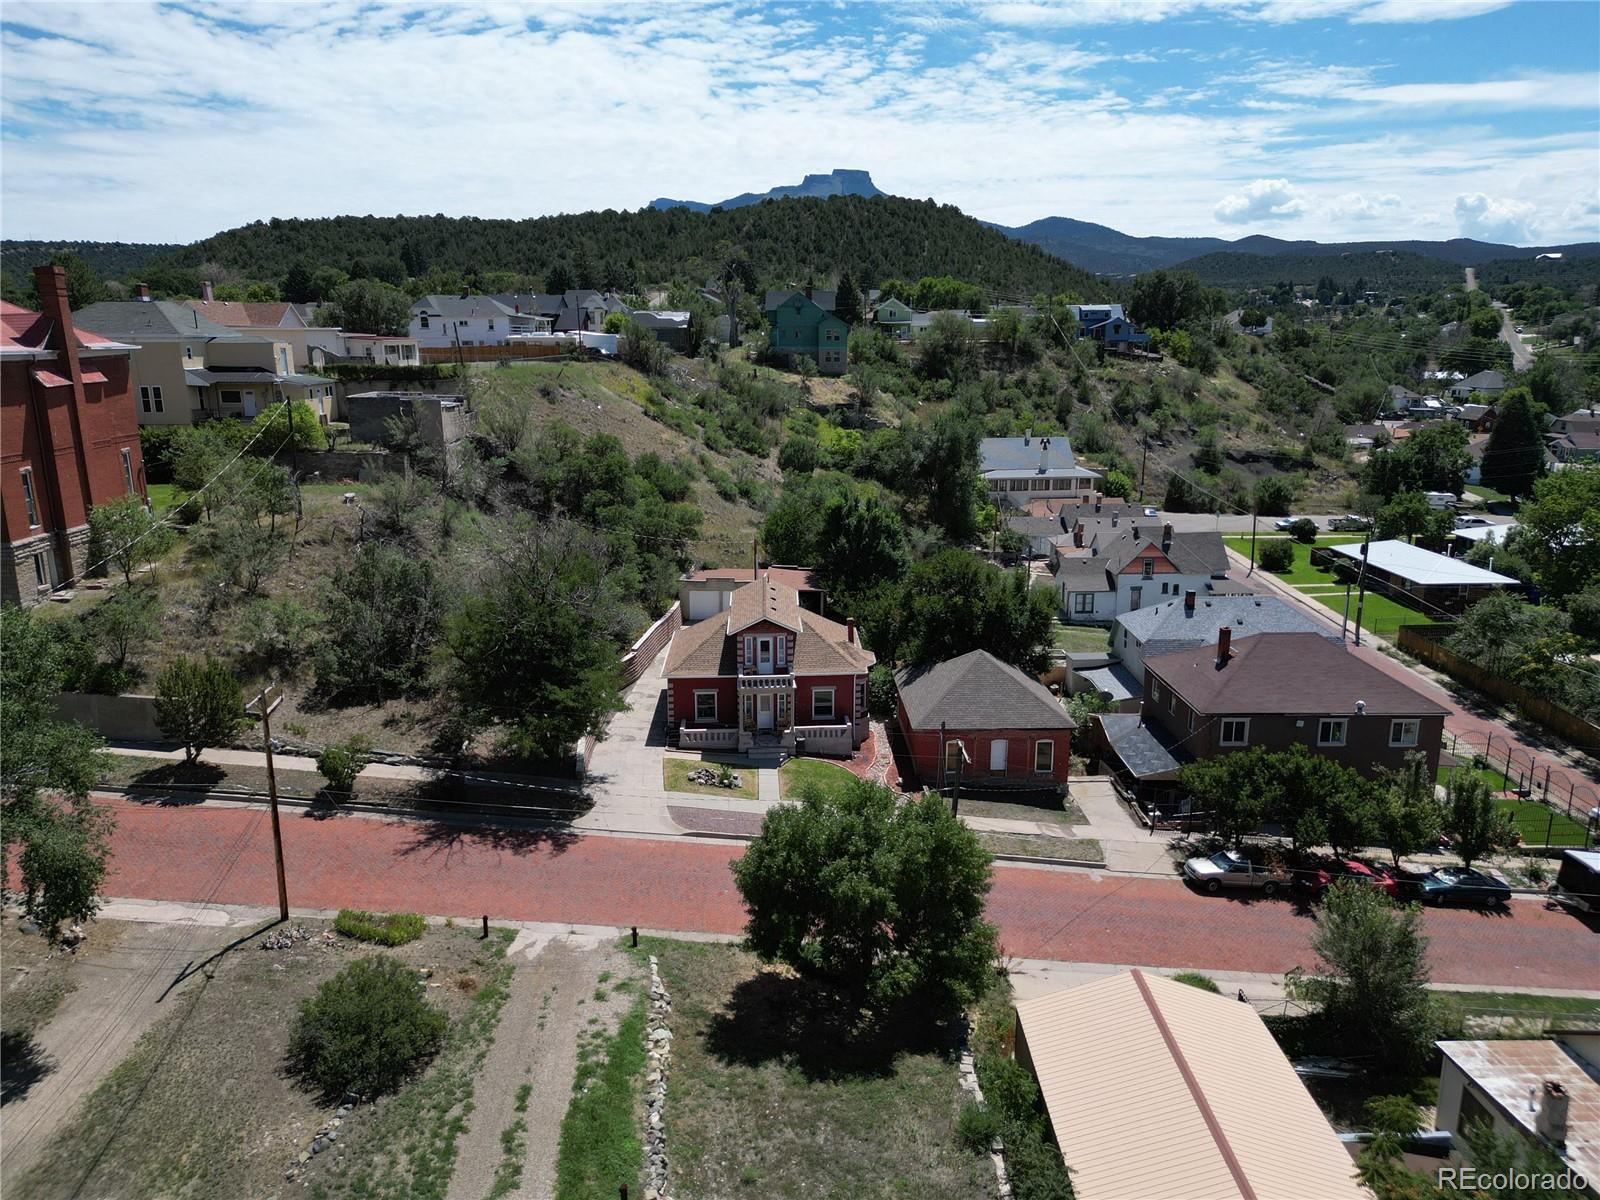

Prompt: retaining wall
[
  {"left": 622, "top": 601, "right": 681, "bottom": 684},
  {"left": 55, "top": 692, "right": 164, "bottom": 742}
]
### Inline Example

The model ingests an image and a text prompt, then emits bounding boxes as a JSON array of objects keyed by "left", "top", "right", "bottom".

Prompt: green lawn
[
  {"left": 978, "top": 832, "right": 1105, "bottom": 862},
  {"left": 1497, "top": 798, "right": 1591, "bottom": 848},
  {"left": 1222, "top": 536, "right": 1364, "bottom": 584},
  {"left": 1301, "top": 589, "right": 1438, "bottom": 638},
  {"left": 144, "top": 483, "right": 183, "bottom": 514},
  {"left": 1052, "top": 621, "right": 1111, "bottom": 652},
  {"left": 1464, "top": 484, "right": 1516, "bottom": 507},
  {"left": 779, "top": 756, "right": 857, "bottom": 799},
  {"left": 1438, "top": 991, "right": 1600, "bottom": 1023},
  {"left": 663, "top": 756, "right": 758, "bottom": 800},
  {"left": 1437, "top": 764, "right": 1515, "bottom": 793}
]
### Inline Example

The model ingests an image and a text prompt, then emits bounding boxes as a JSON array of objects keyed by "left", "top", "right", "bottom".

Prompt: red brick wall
[
  {"left": 896, "top": 705, "right": 1072, "bottom": 789},
  {"left": 670, "top": 678, "right": 739, "bottom": 727},
  {"left": 795, "top": 674, "right": 858, "bottom": 724}
]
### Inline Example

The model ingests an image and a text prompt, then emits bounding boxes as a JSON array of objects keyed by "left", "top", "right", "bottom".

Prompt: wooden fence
[{"left": 1396, "top": 623, "right": 1600, "bottom": 748}]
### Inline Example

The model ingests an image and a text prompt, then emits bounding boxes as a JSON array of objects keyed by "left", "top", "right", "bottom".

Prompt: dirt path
[
  {"left": 0, "top": 915, "right": 241, "bottom": 1188},
  {"left": 446, "top": 932, "right": 634, "bottom": 1200}
]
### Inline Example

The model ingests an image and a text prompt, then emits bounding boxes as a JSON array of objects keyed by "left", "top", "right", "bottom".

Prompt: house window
[
  {"left": 693, "top": 691, "right": 718, "bottom": 723},
  {"left": 487, "top": 319, "right": 495, "bottom": 331},
  {"left": 139, "top": 385, "right": 164, "bottom": 414},
  {"left": 812, "top": 688, "right": 835, "bottom": 722},
  {"left": 1141, "top": 560, "right": 1155, "bottom": 579},
  {"left": 1318, "top": 718, "right": 1348, "bottom": 747},
  {"left": 33, "top": 554, "right": 48, "bottom": 588},
  {"left": 1151, "top": 681, "right": 1161, "bottom": 703},
  {"left": 420, "top": 314, "right": 430, "bottom": 329},
  {"left": 278, "top": 348, "right": 290, "bottom": 373},
  {"left": 944, "top": 739, "right": 966, "bottom": 775},
  {"left": 825, "top": 328, "right": 841, "bottom": 343},
  {"left": 221, "top": 389, "right": 241, "bottom": 405},
  {"left": 1072, "top": 592, "right": 1095, "bottom": 615},
  {"left": 121, "top": 448, "right": 135, "bottom": 494},
  {"left": 1220, "top": 718, "right": 1250, "bottom": 746},
  {"left": 19, "top": 468, "right": 39, "bottom": 526},
  {"left": 1390, "top": 719, "right": 1419, "bottom": 747},
  {"left": 1034, "top": 740, "right": 1054, "bottom": 773},
  {"left": 184, "top": 345, "right": 193, "bottom": 359}
]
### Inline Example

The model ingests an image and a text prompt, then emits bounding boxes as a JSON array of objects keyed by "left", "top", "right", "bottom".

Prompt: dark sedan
[{"left": 1416, "top": 867, "right": 1513, "bottom": 907}]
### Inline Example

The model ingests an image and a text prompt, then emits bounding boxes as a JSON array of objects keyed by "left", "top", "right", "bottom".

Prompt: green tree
[
  {"left": 1297, "top": 880, "right": 1441, "bottom": 1079},
  {"left": 251, "top": 399, "right": 327, "bottom": 452},
  {"left": 1100, "top": 468, "right": 1134, "bottom": 499},
  {"left": 882, "top": 550, "right": 1054, "bottom": 672},
  {"left": 1177, "top": 748, "right": 1275, "bottom": 844},
  {"left": 316, "top": 735, "right": 371, "bottom": 797},
  {"left": 1478, "top": 388, "right": 1546, "bottom": 499},
  {"left": 777, "top": 436, "right": 821, "bottom": 477},
  {"left": 288, "top": 956, "right": 447, "bottom": 1098},
  {"left": 834, "top": 269, "right": 863, "bottom": 325},
  {"left": 1259, "top": 540, "right": 1294, "bottom": 572},
  {"left": 316, "top": 279, "right": 412, "bottom": 335},
  {"left": 281, "top": 262, "right": 315, "bottom": 303},
  {"left": 154, "top": 656, "right": 244, "bottom": 763},
  {"left": 1375, "top": 752, "right": 1444, "bottom": 866},
  {"left": 45, "top": 252, "right": 105, "bottom": 310},
  {"left": 918, "top": 311, "right": 978, "bottom": 382},
  {"left": 87, "top": 585, "right": 160, "bottom": 672},
  {"left": 240, "top": 597, "right": 319, "bottom": 673},
  {"left": 315, "top": 546, "right": 444, "bottom": 703},
  {"left": 447, "top": 519, "right": 632, "bottom": 759},
  {"left": 1442, "top": 770, "right": 1516, "bottom": 869},
  {"left": 195, "top": 514, "right": 287, "bottom": 603},
  {"left": 814, "top": 490, "right": 907, "bottom": 603},
  {"left": 1516, "top": 466, "right": 1600, "bottom": 600},
  {"left": 86, "top": 496, "right": 174, "bottom": 585},
  {"left": 1363, "top": 422, "right": 1471, "bottom": 500},
  {"left": 733, "top": 781, "right": 997, "bottom": 1011},
  {"left": 1, "top": 606, "right": 114, "bottom": 939},
  {"left": 913, "top": 407, "right": 983, "bottom": 539},
  {"left": 545, "top": 263, "right": 576, "bottom": 294},
  {"left": 1128, "top": 269, "right": 1202, "bottom": 331},
  {"left": 1376, "top": 492, "right": 1453, "bottom": 543},
  {"left": 1253, "top": 474, "right": 1296, "bottom": 517}
]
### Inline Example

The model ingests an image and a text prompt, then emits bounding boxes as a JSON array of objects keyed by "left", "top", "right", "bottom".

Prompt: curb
[{"left": 104, "top": 784, "right": 588, "bottom": 826}]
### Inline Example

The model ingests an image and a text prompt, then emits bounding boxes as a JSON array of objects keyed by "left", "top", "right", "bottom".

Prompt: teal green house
[
  {"left": 871, "top": 297, "right": 914, "bottom": 339},
  {"left": 763, "top": 288, "right": 848, "bottom": 375}
]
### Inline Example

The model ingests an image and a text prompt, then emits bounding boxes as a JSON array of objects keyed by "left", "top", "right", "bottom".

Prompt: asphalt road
[{"left": 97, "top": 796, "right": 1600, "bottom": 992}]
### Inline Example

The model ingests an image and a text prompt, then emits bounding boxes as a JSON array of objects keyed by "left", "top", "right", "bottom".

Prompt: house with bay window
[{"left": 664, "top": 569, "right": 874, "bottom": 757}]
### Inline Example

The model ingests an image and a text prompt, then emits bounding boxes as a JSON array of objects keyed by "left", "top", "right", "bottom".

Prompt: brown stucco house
[{"left": 1096, "top": 629, "right": 1447, "bottom": 813}]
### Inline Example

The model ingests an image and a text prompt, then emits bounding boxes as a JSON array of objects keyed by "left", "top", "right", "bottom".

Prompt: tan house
[
  {"left": 74, "top": 295, "right": 334, "bottom": 427},
  {"left": 187, "top": 286, "right": 345, "bottom": 370},
  {"left": 1014, "top": 970, "right": 1366, "bottom": 1200}
]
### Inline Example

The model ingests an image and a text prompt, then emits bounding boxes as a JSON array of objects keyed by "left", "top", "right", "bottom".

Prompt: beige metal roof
[{"left": 1014, "top": 970, "right": 1367, "bottom": 1200}]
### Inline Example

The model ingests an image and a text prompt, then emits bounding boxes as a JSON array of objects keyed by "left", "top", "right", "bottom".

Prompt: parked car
[
  {"left": 1455, "top": 515, "right": 1491, "bottom": 528},
  {"left": 1329, "top": 514, "right": 1372, "bottom": 531},
  {"left": 1274, "top": 517, "right": 1298, "bottom": 531},
  {"left": 1416, "top": 867, "right": 1512, "bottom": 907},
  {"left": 1299, "top": 858, "right": 1402, "bottom": 900},
  {"left": 1183, "top": 850, "right": 1289, "bottom": 896}
]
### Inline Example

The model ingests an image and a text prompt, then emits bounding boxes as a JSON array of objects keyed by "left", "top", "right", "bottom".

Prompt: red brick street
[{"left": 101, "top": 796, "right": 1600, "bottom": 992}]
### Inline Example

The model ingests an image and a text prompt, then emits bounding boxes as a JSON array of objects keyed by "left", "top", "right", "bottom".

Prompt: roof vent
[{"left": 1355, "top": 700, "right": 1367, "bottom": 715}]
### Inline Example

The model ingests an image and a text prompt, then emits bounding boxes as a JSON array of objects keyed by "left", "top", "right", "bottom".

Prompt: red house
[
  {"left": 895, "top": 650, "right": 1077, "bottom": 791},
  {"left": 664, "top": 569, "right": 874, "bottom": 757},
  {"left": 2, "top": 265, "right": 145, "bottom": 607}
]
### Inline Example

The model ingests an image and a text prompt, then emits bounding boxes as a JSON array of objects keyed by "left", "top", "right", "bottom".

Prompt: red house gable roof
[
  {"left": 184, "top": 300, "right": 302, "bottom": 328},
  {"left": 1, "top": 300, "right": 132, "bottom": 353},
  {"left": 666, "top": 575, "right": 874, "bottom": 678}
]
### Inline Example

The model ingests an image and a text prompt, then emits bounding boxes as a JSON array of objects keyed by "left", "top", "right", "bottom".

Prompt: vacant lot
[
  {"left": 13, "top": 920, "right": 515, "bottom": 1200},
  {"left": 649, "top": 938, "right": 994, "bottom": 1199}
]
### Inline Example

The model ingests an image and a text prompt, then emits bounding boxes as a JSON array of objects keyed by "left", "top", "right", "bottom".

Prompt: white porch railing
[
  {"left": 737, "top": 674, "right": 794, "bottom": 691},
  {"left": 679, "top": 726, "right": 739, "bottom": 750},
  {"left": 792, "top": 723, "right": 853, "bottom": 756}
]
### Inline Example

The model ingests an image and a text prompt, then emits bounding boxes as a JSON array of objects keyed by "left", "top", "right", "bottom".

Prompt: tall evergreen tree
[
  {"left": 834, "top": 269, "right": 863, "bottom": 325},
  {"left": 1479, "top": 388, "right": 1547, "bottom": 499}
]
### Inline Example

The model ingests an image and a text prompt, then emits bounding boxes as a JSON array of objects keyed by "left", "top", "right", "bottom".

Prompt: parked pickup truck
[
  {"left": 1328, "top": 514, "right": 1372, "bottom": 531},
  {"left": 1183, "top": 850, "right": 1290, "bottom": 896}
]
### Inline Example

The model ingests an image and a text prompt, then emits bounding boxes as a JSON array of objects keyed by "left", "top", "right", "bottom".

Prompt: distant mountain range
[
  {"left": 993, "top": 215, "right": 1600, "bottom": 276},
  {"left": 649, "top": 169, "right": 884, "bottom": 213}
]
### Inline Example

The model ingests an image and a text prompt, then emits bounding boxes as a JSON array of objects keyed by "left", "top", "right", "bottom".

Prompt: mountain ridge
[{"left": 650, "top": 168, "right": 885, "bottom": 213}]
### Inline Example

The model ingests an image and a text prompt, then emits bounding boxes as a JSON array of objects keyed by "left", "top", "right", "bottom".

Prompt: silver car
[{"left": 1184, "top": 850, "right": 1288, "bottom": 896}]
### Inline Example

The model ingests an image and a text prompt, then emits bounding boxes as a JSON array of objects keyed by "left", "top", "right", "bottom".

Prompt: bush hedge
[
  {"left": 288, "top": 955, "right": 446, "bottom": 1098},
  {"left": 1259, "top": 540, "right": 1295, "bottom": 572},
  {"left": 334, "top": 908, "right": 428, "bottom": 946}
]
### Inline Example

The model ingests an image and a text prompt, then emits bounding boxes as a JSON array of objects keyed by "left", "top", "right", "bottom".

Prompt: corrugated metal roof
[
  {"left": 1327, "top": 540, "right": 1519, "bottom": 586},
  {"left": 1016, "top": 970, "right": 1367, "bottom": 1200}
]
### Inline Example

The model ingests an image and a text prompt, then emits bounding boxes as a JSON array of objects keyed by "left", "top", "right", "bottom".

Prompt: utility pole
[
  {"left": 1340, "top": 581, "right": 1353, "bottom": 642},
  {"left": 1247, "top": 508, "right": 1258, "bottom": 576},
  {"left": 249, "top": 683, "right": 290, "bottom": 922},
  {"left": 1352, "top": 537, "right": 1371, "bottom": 647},
  {"left": 284, "top": 393, "right": 297, "bottom": 480},
  {"left": 1138, "top": 439, "right": 1149, "bottom": 503}
]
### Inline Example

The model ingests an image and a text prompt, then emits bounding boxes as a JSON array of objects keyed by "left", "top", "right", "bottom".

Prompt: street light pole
[{"left": 250, "top": 683, "right": 290, "bottom": 922}]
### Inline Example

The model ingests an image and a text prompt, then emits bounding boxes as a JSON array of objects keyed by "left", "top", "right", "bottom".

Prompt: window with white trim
[
  {"left": 1220, "top": 718, "right": 1249, "bottom": 746},
  {"left": 1389, "top": 719, "right": 1419, "bottom": 747},
  {"left": 812, "top": 687, "right": 835, "bottom": 722},
  {"left": 34, "top": 554, "right": 48, "bottom": 587},
  {"left": 1318, "top": 718, "right": 1347, "bottom": 747},
  {"left": 420, "top": 314, "right": 430, "bottom": 329},
  {"left": 19, "top": 468, "right": 39, "bottom": 526},
  {"left": 693, "top": 690, "right": 718, "bottom": 722},
  {"left": 1072, "top": 591, "right": 1095, "bottom": 614},
  {"left": 1141, "top": 559, "right": 1155, "bottom": 579},
  {"left": 1034, "top": 740, "right": 1054, "bottom": 773},
  {"left": 121, "top": 448, "right": 135, "bottom": 493}
]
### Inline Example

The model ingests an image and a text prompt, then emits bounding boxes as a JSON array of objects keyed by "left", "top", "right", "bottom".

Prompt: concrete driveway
[{"left": 578, "top": 649, "right": 677, "bottom": 834}]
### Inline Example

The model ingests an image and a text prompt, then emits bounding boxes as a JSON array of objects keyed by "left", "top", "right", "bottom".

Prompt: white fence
[
  {"left": 679, "top": 726, "right": 739, "bottom": 751},
  {"left": 794, "top": 724, "right": 853, "bottom": 757}
]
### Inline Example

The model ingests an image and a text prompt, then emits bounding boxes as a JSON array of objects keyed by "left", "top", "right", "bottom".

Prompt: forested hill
[
  {"left": 150, "top": 196, "right": 1105, "bottom": 298},
  {"left": 1, "top": 240, "right": 180, "bottom": 278},
  {"left": 1176, "top": 249, "right": 1466, "bottom": 292}
]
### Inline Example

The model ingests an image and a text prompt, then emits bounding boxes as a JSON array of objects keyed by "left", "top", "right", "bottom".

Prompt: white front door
[
  {"left": 757, "top": 694, "right": 774, "bottom": 731},
  {"left": 756, "top": 637, "right": 774, "bottom": 675},
  {"left": 989, "top": 739, "right": 1008, "bottom": 772},
  {"left": 241, "top": 389, "right": 257, "bottom": 417}
]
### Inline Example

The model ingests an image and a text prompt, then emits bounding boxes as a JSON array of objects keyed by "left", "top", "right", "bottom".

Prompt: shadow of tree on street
[
  {"left": 0, "top": 1030, "right": 52, "bottom": 1105},
  {"left": 122, "top": 761, "right": 226, "bottom": 804},
  {"left": 394, "top": 817, "right": 580, "bottom": 860}
]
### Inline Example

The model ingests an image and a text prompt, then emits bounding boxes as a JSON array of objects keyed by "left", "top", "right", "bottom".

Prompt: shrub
[
  {"left": 1289, "top": 517, "right": 1320, "bottom": 543},
  {"left": 956, "top": 1101, "right": 1000, "bottom": 1153},
  {"left": 333, "top": 909, "right": 427, "bottom": 946},
  {"left": 1172, "top": 971, "right": 1221, "bottom": 993},
  {"left": 975, "top": 1054, "right": 1042, "bottom": 1132},
  {"left": 288, "top": 955, "right": 446, "bottom": 1097},
  {"left": 868, "top": 664, "right": 898, "bottom": 718},
  {"left": 317, "top": 735, "right": 371, "bottom": 797},
  {"left": 1002, "top": 1118, "right": 1076, "bottom": 1200},
  {"left": 1259, "top": 540, "right": 1295, "bottom": 572},
  {"left": 154, "top": 656, "right": 245, "bottom": 763}
]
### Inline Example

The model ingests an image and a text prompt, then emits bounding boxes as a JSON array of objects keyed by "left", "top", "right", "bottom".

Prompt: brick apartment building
[{"left": 2, "top": 265, "right": 147, "bottom": 606}]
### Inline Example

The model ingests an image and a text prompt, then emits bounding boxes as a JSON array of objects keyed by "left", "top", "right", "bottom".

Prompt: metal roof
[
  {"left": 1017, "top": 970, "right": 1367, "bottom": 1200},
  {"left": 1326, "top": 540, "right": 1519, "bottom": 587},
  {"left": 980, "top": 435, "right": 1081, "bottom": 474}
]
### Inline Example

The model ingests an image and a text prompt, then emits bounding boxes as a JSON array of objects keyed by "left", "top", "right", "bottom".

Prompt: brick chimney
[
  {"left": 1216, "top": 626, "right": 1232, "bottom": 668},
  {"left": 460, "top": 286, "right": 470, "bottom": 299},
  {"left": 1162, "top": 521, "right": 1173, "bottom": 549},
  {"left": 202, "top": 280, "right": 214, "bottom": 302},
  {"left": 1184, "top": 589, "right": 1196, "bottom": 614},
  {"left": 804, "top": 286, "right": 813, "bottom": 301},
  {"left": 846, "top": 618, "right": 857, "bottom": 645},
  {"left": 136, "top": 282, "right": 151, "bottom": 302},
  {"left": 34, "top": 265, "right": 82, "bottom": 382},
  {"left": 1073, "top": 524, "right": 1084, "bottom": 549},
  {"left": 1039, "top": 437, "right": 1050, "bottom": 473}
]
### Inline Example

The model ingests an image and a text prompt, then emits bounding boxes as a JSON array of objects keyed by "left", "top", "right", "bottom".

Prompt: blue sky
[{"left": 1, "top": 0, "right": 1596, "bottom": 247}]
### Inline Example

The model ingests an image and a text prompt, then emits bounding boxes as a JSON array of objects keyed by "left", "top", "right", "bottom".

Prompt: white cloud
[
  {"left": 1214, "top": 178, "right": 1305, "bottom": 224},
  {"left": 1350, "top": 73, "right": 1599, "bottom": 110},
  {"left": 1348, "top": 0, "right": 1511, "bottom": 22},
  {"left": 1454, "top": 193, "right": 1538, "bottom": 243},
  {"left": 1329, "top": 191, "right": 1403, "bottom": 221}
]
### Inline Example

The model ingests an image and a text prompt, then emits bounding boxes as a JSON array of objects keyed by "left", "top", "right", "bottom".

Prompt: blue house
[{"left": 1066, "top": 304, "right": 1150, "bottom": 350}]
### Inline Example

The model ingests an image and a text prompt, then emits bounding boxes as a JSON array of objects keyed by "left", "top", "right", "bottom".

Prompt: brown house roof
[
  {"left": 184, "top": 300, "right": 300, "bottom": 328},
  {"left": 665, "top": 578, "right": 874, "bottom": 678},
  {"left": 682, "top": 564, "right": 819, "bottom": 593},
  {"left": 728, "top": 571, "right": 802, "bottom": 633},
  {"left": 1145, "top": 631, "right": 1447, "bottom": 717}
]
